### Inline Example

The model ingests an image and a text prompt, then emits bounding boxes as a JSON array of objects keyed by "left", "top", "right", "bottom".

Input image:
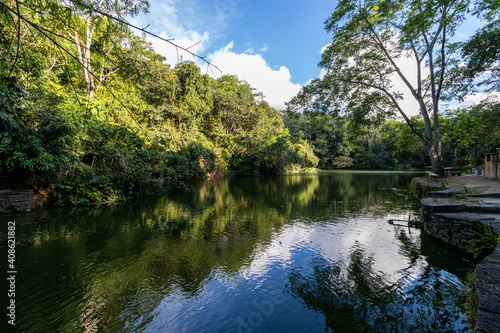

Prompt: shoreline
[{"left": 413, "top": 175, "right": 500, "bottom": 333}]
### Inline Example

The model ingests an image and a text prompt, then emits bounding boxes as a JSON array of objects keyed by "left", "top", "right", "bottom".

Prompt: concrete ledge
[
  {"left": 476, "top": 310, "right": 500, "bottom": 333},
  {"left": 428, "top": 188, "right": 463, "bottom": 198},
  {"left": 421, "top": 198, "right": 500, "bottom": 214}
]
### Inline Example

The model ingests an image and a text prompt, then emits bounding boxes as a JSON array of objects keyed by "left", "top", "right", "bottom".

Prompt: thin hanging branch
[
  {"left": 90, "top": 7, "right": 221, "bottom": 74},
  {"left": 1, "top": 1, "right": 146, "bottom": 130},
  {"left": 16, "top": 0, "right": 221, "bottom": 74}
]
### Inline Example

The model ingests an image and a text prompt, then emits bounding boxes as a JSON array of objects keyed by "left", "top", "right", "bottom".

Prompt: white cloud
[
  {"left": 453, "top": 91, "right": 500, "bottom": 109},
  {"left": 131, "top": 0, "right": 210, "bottom": 65},
  {"left": 455, "top": 32, "right": 469, "bottom": 41},
  {"left": 390, "top": 55, "right": 431, "bottom": 117},
  {"left": 208, "top": 43, "right": 302, "bottom": 110},
  {"left": 146, "top": 30, "right": 209, "bottom": 65},
  {"left": 465, "top": 91, "right": 500, "bottom": 104},
  {"left": 320, "top": 43, "right": 330, "bottom": 55},
  {"left": 220, "top": 41, "right": 234, "bottom": 53},
  {"left": 132, "top": 0, "right": 243, "bottom": 66},
  {"left": 131, "top": 1, "right": 299, "bottom": 110}
]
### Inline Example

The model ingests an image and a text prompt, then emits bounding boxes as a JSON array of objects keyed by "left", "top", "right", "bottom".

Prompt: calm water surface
[{"left": 1, "top": 172, "right": 475, "bottom": 332}]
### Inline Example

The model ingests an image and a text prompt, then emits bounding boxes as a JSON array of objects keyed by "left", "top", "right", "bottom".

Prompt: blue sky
[{"left": 132, "top": 0, "right": 496, "bottom": 112}]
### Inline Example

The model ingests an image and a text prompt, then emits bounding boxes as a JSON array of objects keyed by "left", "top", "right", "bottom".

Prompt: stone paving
[{"left": 475, "top": 244, "right": 500, "bottom": 333}]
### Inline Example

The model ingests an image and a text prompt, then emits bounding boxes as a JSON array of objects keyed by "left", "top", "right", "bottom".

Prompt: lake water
[{"left": 1, "top": 172, "right": 475, "bottom": 332}]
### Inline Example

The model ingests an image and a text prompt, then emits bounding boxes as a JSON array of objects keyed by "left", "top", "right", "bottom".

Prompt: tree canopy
[
  {"left": 454, "top": 1, "right": 500, "bottom": 93},
  {"left": 287, "top": 0, "right": 488, "bottom": 176}
]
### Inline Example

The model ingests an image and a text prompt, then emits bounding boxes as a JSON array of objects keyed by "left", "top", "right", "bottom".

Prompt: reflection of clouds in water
[
  {"left": 239, "top": 213, "right": 421, "bottom": 287},
  {"left": 10, "top": 173, "right": 471, "bottom": 333},
  {"left": 235, "top": 211, "right": 468, "bottom": 332},
  {"left": 238, "top": 222, "right": 316, "bottom": 280}
]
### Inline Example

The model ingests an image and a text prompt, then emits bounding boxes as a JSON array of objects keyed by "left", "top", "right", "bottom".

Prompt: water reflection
[
  {"left": 287, "top": 248, "right": 468, "bottom": 332},
  {"left": 0, "top": 172, "right": 474, "bottom": 332}
]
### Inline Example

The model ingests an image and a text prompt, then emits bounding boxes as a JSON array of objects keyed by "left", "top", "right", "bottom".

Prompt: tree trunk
[
  {"left": 84, "top": 16, "right": 95, "bottom": 97},
  {"left": 427, "top": 142, "right": 444, "bottom": 176}
]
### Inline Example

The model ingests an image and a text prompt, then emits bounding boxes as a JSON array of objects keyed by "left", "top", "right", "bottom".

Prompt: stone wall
[
  {"left": 420, "top": 199, "right": 492, "bottom": 252},
  {"left": 475, "top": 246, "right": 500, "bottom": 333},
  {"left": 419, "top": 195, "right": 500, "bottom": 332},
  {"left": 0, "top": 190, "right": 33, "bottom": 212}
]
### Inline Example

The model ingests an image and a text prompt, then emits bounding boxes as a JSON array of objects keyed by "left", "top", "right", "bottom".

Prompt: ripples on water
[{"left": 0, "top": 172, "right": 474, "bottom": 332}]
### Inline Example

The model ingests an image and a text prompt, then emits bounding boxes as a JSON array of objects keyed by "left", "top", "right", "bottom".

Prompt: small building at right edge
[{"left": 484, "top": 148, "right": 500, "bottom": 180}]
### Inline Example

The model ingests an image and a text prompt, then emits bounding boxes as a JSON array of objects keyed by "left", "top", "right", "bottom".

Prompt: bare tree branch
[
  {"left": 335, "top": 76, "right": 427, "bottom": 143},
  {"left": 90, "top": 7, "right": 221, "bottom": 74}
]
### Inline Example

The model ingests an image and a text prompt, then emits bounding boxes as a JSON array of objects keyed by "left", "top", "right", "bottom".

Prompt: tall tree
[
  {"left": 60, "top": 0, "right": 149, "bottom": 97},
  {"left": 288, "top": 0, "right": 472, "bottom": 176}
]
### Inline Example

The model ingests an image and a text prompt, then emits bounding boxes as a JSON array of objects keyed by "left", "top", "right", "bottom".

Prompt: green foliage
[
  {"left": 291, "top": 139, "right": 320, "bottom": 169},
  {"left": 469, "top": 223, "right": 500, "bottom": 258},
  {"left": 442, "top": 102, "right": 500, "bottom": 166},
  {"left": 384, "top": 118, "right": 426, "bottom": 168},
  {"left": 0, "top": 4, "right": 315, "bottom": 204},
  {"left": 283, "top": 111, "right": 353, "bottom": 169},
  {"left": 464, "top": 269, "right": 478, "bottom": 329},
  {"left": 461, "top": 19, "right": 500, "bottom": 91},
  {"left": 410, "top": 180, "right": 437, "bottom": 200},
  {"left": 53, "top": 178, "right": 120, "bottom": 206},
  {"left": 285, "top": 92, "right": 499, "bottom": 171},
  {"left": 283, "top": 110, "right": 404, "bottom": 170},
  {"left": 172, "top": 142, "right": 216, "bottom": 179},
  {"left": 451, "top": 0, "right": 500, "bottom": 95},
  {"left": 332, "top": 156, "right": 354, "bottom": 169}
]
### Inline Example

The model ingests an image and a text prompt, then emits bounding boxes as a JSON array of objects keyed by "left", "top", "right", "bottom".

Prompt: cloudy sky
[
  {"left": 132, "top": 0, "right": 334, "bottom": 110},
  {"left": 132, "top": 0, "right": 495, "bottom": 112}
]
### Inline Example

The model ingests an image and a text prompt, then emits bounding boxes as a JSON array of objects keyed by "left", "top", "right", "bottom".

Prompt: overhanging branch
[
  {"left": 330, "top": 75, "right": 428, "bottom": 143},
  {"left": 91, "top": 7, "right": 221, "bottom": 74}
]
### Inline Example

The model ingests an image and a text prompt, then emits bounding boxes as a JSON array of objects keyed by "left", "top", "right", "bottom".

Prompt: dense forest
[
  {"left": 1, "top": 0, "right": 499, "bottom": 206},
  {"left": 0, "top": 0, "right": 318, "bottom": 205},
  {"left": 283, "top": 103, "right": 500, "bottom": 170}
]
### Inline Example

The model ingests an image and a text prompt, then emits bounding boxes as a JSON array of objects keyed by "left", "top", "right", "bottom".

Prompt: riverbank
[{"left": 413, "top": 174, "right": 500, "bottom": 333}]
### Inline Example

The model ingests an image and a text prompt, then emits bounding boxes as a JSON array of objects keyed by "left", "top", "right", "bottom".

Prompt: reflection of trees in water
[
  {"left": 287, "top": 244, "right": 469, "bottom": 332},
  {"left": 6, "top": 173, "right": 424, "bottom": 332},
  {"left": 396, "top": 228, "right": 421, "bottom": 264},
  {"left": 290, "top": 173, "right": 418, "bottom": 220},
  {"left": 13, "top": 176, "right": 321, "bottom": 332}
]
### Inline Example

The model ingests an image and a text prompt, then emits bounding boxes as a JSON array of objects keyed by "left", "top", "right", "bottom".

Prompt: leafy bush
[
  {"left": 53, "top": 175, "right": 120, "bottom": 206},
  {"left": 469, "top": 223, "right": 500, "bottom": 258}
]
